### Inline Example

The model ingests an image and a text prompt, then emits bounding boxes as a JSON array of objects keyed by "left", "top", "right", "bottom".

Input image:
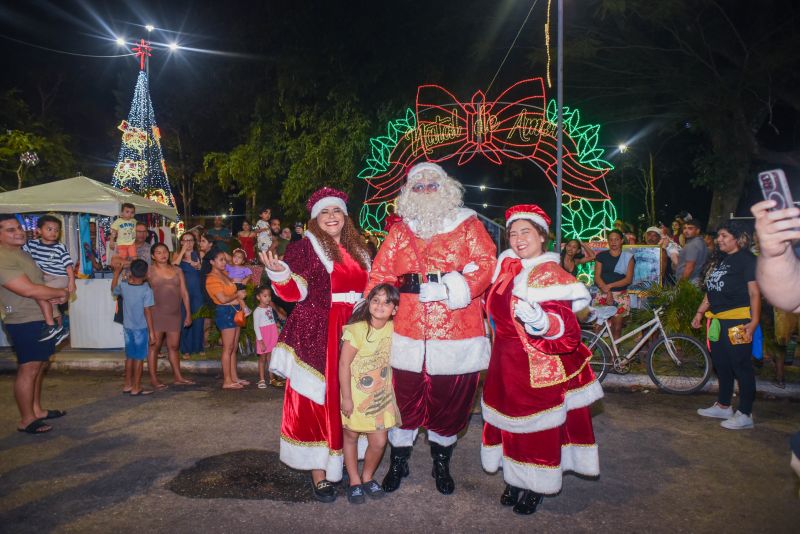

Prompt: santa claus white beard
[{"left": 397, "top": 187, "right": 462, "bottom": 240}]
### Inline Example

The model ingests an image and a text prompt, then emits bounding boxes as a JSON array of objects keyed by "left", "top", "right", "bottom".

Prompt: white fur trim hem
[
  {"left": 388, "top": 427, "right": 419, "bottom": 447},
  {"left": 481, "top": 444, "right": 599, "bottom": 494},
  {"left": 481, "top": 397, "right": 566, "bottom": 434},
  {"left": 481, "top": 443, "right": 503, "bottom": 472},
  {"left": 442, "top": 271, "right": 471, "bottom": 310},
  {"left": 565, "top": 379, "right": 604, "bottom": 410},
  {"left": 390, "top": 334, "right": 490, "bottom": 375},
  {"left": 269, "top": 343, "right": 326, "bottom": 405},
  {"left": 266, "top": 262, "right": 291, "bottom": 282},
  {"left": 482, "top": 380, "right": 603, "bottom": 434},
  {"left": 561, "top": 443, "right": 600, "bottom": 477},
  {"left": 428, "top": 429, "right": 458, "bottom": 447},
  {"left": 279, "top": 436, "right": 344, "bottom": 482},
  {"left": 304, "top": 231, "right": 333, "bottom": 273},
  {"left": 309, "top": 196, "right": 348, "bottom": 219}
]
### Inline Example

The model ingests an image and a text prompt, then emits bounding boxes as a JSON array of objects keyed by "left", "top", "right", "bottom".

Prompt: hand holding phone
[{"left": 754, "top": 169, "right": 800, "bottom": 258}]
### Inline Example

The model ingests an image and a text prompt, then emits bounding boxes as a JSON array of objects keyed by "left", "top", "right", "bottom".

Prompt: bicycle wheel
[
  {"left": 646, "top": 334, "right": 711, "bottom": 394},
  {"left": 581, "top": 329, "right": 611, "bottom": 383}
]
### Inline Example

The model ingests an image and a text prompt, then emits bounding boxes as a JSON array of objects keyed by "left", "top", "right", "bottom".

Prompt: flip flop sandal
[
  {"left": 174, "top": 379, "right": 196, "bottom": 386},
  {"left": 18, "top": 420, "right": 52, "bottom": 434},
  {"left": 257, "top": 380, "right": 267, "bottom": 389},
  {"left": 42, "top": 410, "right": 66, "bottom": 420},
  {"left": 222, "top": 383, "right": 244, "bottom": 390},
  {"left": 237, "top": 379, "right": 251, "bottom": 386},
  {"left": 153, "top": 383, "right": 169, "bottom": 391},
  {"left": 129, "top": 390, "right": 154, "bottom": 396}
]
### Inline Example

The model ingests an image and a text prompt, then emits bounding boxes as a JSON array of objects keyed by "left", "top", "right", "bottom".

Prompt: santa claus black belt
[{"left": 398, "top": 272, "right": 450, "bottom": 293}]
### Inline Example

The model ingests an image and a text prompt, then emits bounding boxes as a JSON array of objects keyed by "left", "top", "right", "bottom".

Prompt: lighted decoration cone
[{"left": 111, "top": 39, "right": 177, "bottom": 212}]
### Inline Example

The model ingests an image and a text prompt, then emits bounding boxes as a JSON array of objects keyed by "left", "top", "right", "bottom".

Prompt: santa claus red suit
[
  {"left": 481, "top": 204, "right": 603, "bottom": 515},
  {"left": 367, "top": 162, "right": 497, "bottom": 495},
  {"left": 265, "top": 187, "right": 371, "bottom": 502}
]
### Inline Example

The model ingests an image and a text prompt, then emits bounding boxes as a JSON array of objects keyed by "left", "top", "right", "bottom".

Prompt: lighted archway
[{"left": 358, "top": 77, "right": 616, "bottom": 242}]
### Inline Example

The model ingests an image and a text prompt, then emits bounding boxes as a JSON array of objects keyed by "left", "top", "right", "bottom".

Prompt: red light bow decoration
[{"left": 413, "top": 78, "right": 609, "bottom": 200}]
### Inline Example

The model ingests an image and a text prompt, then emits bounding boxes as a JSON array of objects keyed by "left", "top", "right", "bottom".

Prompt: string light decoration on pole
[
  {"left": 357, "top": 77, "right": 616, "bottom": 242},
  {"left": 110, "top": 37, "right": 177, "bottom": 214}
]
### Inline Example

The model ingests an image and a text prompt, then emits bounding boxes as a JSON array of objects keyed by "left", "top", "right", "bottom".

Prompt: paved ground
[{"left": 0, "top": 371, "right": 798, "bottom": 533}]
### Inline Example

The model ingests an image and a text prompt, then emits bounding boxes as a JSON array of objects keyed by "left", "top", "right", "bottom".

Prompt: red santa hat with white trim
[
  {"left": 306, "top": 187, "right": 349, "bottom": 219},
  {"left": 505, "top": 204, "right": 551, "bottom": 233}
]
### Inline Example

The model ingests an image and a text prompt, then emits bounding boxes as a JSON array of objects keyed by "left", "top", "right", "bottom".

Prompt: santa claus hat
[
  {"left": 306, "top": 187, "right": 348, "bottom": 219},
  {"left": 407, "top": 162, "right": 447, "bottom": 182},
  {"left": 505, "top": 204, "right": 551, "bottom": 233}
]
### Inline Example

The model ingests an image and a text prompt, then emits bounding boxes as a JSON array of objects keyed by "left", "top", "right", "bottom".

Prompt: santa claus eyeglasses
[{"left": 410, "top": 182, "right": 440, "bottom": 193}]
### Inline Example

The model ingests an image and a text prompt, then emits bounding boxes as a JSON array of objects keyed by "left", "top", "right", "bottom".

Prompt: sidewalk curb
[
  {"left": 2, "top": 353, "right": 799, "bottom": 399},
  {"left": 600, "top": 373, "right": 800, "bottom": 400}
]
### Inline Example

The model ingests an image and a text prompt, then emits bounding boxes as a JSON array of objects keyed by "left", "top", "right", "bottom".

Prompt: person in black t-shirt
[
  {"left": 691, "top": 221, "right": 761, "bottom": 430},
  {"left": 593, "top": 229, "right": 634, "bottom": 340}
]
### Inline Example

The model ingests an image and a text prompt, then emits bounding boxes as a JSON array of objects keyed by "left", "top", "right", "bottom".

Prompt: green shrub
[{"left": 629, "top": 280, "right": 705, "bottom": 337}]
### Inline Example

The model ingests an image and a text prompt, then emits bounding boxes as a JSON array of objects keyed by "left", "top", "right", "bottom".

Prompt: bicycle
[{"left": 581, "top": 306, "right": 711, "bottom": 394}]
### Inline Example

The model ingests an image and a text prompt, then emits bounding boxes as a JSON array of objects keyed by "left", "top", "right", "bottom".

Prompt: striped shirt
[{"left": 23, "top": 239, "right": 73, "bottom": 276}]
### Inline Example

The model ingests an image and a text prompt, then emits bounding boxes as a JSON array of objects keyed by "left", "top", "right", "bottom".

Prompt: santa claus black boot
[
  {"left": 430, "top": 443, "right": 455, "bottom": 495},
  {"left": 382, "top": 446, "right": 412, "bottom": 493}
]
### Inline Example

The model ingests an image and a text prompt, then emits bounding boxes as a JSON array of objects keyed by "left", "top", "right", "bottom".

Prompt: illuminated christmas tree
[{"left": 111, "top": 39, "right": 176, "bottom": 209}]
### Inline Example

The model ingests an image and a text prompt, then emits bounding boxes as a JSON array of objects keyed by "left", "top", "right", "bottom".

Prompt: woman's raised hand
[{"left": 259, "top": 250, "right": 285, "bottom": 272}]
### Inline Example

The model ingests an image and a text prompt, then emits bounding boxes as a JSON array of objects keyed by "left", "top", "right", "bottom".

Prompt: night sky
[{"left": 1, "top": 0, "right": 797, "bottom": 226}]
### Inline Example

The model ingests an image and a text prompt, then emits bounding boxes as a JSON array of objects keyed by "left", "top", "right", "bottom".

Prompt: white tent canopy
[{"left": 0, "top": 175, "right": 178, "bottom": 219}]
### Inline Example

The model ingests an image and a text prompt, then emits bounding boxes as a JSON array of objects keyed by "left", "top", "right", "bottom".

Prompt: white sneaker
[
  {"left": 697, "top": 403, "right": 734, "bottom": 419},
  {"left": 721, "top": 411, "right": 754, "bottom": 430}
]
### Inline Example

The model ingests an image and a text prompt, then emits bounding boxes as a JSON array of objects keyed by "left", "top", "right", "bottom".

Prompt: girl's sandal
[{"left": 257, "top": 379, "right": 267, "bottom": 389}]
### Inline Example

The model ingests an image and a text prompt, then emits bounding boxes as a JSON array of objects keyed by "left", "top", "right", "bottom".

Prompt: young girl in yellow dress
[{"left": 339, "top": 283, "right": 401, "bottom": 504}]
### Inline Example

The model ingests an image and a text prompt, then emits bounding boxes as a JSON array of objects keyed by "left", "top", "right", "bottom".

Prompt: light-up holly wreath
[{"left": 357, "top": 77, "right": 617, "bottom": 245}]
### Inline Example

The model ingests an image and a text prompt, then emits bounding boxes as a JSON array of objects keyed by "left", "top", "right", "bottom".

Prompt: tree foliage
[
  {"left": 0, "top": 90, "right": 74, "bottom": 190},
  {"left": 568, "top": 0, "right": 800, "bottom": 227}
]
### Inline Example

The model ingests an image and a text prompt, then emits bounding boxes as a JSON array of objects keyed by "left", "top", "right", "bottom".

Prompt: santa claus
[{"left": 367, "top": 162, "right": 497, "bottom": 495}]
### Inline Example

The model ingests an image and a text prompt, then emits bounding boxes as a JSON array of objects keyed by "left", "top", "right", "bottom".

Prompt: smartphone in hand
[{"left": 759, "top": 169, "right": 800, "bottom": 257}]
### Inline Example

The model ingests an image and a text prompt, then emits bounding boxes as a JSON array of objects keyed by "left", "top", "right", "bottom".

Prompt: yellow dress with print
[{"left": 341, "top": 321, "right": 400, "bottom": 432}]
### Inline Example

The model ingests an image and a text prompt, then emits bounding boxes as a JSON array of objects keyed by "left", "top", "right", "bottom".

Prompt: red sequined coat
[{"left": 367, "top": 208, "right": 497, "bottom": 375}]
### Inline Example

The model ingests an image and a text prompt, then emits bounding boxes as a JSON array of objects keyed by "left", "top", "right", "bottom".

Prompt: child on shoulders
[{"left": 339, "top": 283, "right": 401, "bottom": 504}]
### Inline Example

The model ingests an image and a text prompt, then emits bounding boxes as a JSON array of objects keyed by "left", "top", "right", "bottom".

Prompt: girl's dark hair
[
  {"left": 255, "top": 285, "right": 271, "bottom": 297},
  {"left": 347, "top": 283, "right": 400, "bottom": 340},
  {"left": 560, "top": 239, "right": 584, "bottom": 262},
  {"left": 150, "top": 242, "right": 169, "bottom": 257},
  {"left": 206, "top": 248, "right": 226, "bottom": 262}
]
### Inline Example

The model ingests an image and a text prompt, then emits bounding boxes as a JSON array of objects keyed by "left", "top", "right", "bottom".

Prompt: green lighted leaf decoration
[{"left": 357, "top": 108, "right": 416, "bottom": 180}]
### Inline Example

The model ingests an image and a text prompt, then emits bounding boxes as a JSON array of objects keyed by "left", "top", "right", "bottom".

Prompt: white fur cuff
[
  {"left": 442, "top": 271, "right": 471, "bottom": 310},
  {"left": 266, "top": 262, "right": 291, "bottom": 283}
]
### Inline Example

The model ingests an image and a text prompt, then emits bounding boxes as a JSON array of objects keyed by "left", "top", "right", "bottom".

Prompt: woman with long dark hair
[
  {"left": 173, "top": 231, "right": 204, "bottom": 359},
  {"left": 260, "top": 187, "right": 371, "bottom": 503},
  {"left": 560, "top": 238, "right": 596, "bottom": 277},
  {"left": 205, "top": 248, "right": 248, "bottom": 389},
  {"left": 147, "top": 243, "right": 193, "bottom": 388}
]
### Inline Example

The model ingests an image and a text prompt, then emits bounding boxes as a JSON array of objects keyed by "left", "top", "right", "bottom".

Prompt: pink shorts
[{"left": 256, "top": 324, "right": 279, "bottom": 354}]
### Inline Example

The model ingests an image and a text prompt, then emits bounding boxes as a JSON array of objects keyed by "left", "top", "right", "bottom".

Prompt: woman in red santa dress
[
  {"left": 260, "top": 187, "right": 371, "bottom": 503},
  {"left": 481, "top": 204, "right": 603, "bottom": 515}
]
